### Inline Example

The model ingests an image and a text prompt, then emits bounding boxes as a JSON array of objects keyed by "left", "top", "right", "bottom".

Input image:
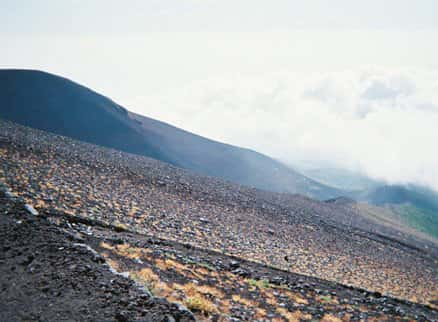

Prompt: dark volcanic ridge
[
  {"left": 0, "top": 119, "right": 437, "bottom": 321},
  {"left": 0, "top": 69, "right": 341, "bottom": 200}
]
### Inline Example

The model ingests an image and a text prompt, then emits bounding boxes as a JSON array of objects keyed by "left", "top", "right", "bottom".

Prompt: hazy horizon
[{"left": 2, "top": 0, "right": 438, "bottom": 191}]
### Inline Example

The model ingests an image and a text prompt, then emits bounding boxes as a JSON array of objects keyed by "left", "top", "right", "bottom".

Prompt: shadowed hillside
[
  {"left": 299, "top": 164, "right": 438, "bottom": 239},
  {"left": 360, "top": 185, "right": 438, "bottom": 238},
  {"left": 0, "top": 69, "right": 341, "bottom": 200}
]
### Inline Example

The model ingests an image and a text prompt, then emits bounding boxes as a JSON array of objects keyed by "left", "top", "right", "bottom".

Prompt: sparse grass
[
  {"left": 35, "top": 198, "right": 46, "bottom": 209},
  {"left": 195, "top": 266, "right": 213, "bottom": 276},
  {"left": 290, "top": 293, "right": 309, "bottom": 305},
  {"left": 271, "top": 318, "right": 284, "bottom": 322},
  {"left": 318, "top": 295, "right": 338, "bottom": 305},
  {"left": 130, "top": 269, "right": 157, "bottom": 295},
  {"left": 247, "top": 278, "right": 270, "bottom": 289},
  {"left": 113, "top": 221, "right": 129, "bottom": 232},
  {"left": 276, "top": 307, "right": 312, "bottom": 322},
  {"left": 271, "top": 284, "right": 292, "bottom": 291},
  {"left": 185, "top": 295, "right": 218, "bottom": 314},
  {"left": 254, "top": 307, "right": 267, "bottom": 319},
  {"left": 116, "top": 244, "right": 142, "bottom": 259},
  {"left": 176, "top": 282, "right": 224, "bottom": 299},
  {"left": 219, "top": 298, "right": 231, "bottom": 314},
  {"left": 172, "top": 282, "right": 224, "bottom": 317},
  {"left": 266, "top": 296, "right": 277, "bottom": 306},
  {"left": 125, "top": 247, "right": 138, "bottom": 255},
  {"left": 198, "top": 262, "right": 216, "bottom": 271},
  {"left": 154, "top": 257, "right": 187, "bottom": 272},
  {"left": 130, "top": 272, "right": 154, "bottom": 295},
  {"left": 321, "top": 313, "right": 342, "bottom": 322},
  {"left": 100, "top": 242, "right": 152, "bottom": 261},
  {"left": 197, "top": 284, "right": 224, "bottom": 298},
  {"left": 130, "top": 267, "right": 172, "bottom": 297},
  {"left": 181, "top": 256, "right": 197, "bottom": 265},
  {"left": 105, "top": 258, "right": 120, "bottom": 271},
  {"left": 231, "top": 294, "right": 256, "bottom": 307}
]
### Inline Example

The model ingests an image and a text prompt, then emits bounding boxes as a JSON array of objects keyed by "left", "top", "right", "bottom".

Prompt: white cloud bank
[
  {"left": 135, "top": 68, "right": 438, "bottom": 191},
  {"left": 2, "top": 0, "right": 437, "bottom": 192}
]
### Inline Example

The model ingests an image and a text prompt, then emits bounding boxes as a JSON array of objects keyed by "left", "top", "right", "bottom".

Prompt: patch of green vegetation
[
  {"left": 181, "top": 256, "right": 197, "bottom": 265},
  {"left": 113, "top": 221, "right": 129, "bottom": 232},
  {"left": 271, "top": 284, "right": 292, "bottom": 291},
  {"left": 320, "top": 295, "right": 332, "bottom": 302},
  {"left": 394, "top": 204, "right": 438, "bottom": 238},
  {"left": 247, "top": 278, "right": 270, "bottom": 289},
  {"left": 185, "top": 295, "right": 217, "bottom": 314},
  {"left": 125, "top": 247, "right": 137, "bottom": 255}
]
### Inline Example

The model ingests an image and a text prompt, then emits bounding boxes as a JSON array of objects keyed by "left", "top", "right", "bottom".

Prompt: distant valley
[{"left": 297, "top": 165, "right": 438, "bottom": 238}]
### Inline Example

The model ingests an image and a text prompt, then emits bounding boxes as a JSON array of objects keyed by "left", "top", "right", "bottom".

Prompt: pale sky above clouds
[{"left": 1, "top": 1, "right": 438, "bottom": 190}]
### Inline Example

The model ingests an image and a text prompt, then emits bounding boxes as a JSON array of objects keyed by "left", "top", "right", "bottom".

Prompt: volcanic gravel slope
[
  {"left": 0, "top": 119, "right": 437, "bottom": 321},
  {"left": 1, "top": 188, "right": 437, "bottom": 321},
  {"left": 0, "top": 191, "right": 195, "bottom": 322}
]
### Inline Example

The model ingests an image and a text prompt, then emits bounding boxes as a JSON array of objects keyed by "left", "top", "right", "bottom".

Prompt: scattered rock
[
  {"left": 199, "top": 217, "right": 210, "bottom": 224},
  {"left": 24, "top": 204, "right": 38, "bottom": 216},
  {"left": 229, "top": 260, "right": 240, "bottom": 269}
]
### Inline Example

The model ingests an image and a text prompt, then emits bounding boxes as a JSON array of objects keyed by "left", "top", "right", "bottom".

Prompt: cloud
[
  {"left": 135, "top": 68, "right": 438, "bottom": 191},
  {"left": 363, "top": 81, "right": 395, "bottom": 100}
]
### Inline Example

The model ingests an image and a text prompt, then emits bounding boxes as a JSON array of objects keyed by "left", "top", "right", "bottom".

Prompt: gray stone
[{"left": 24, "top": 204, "right": 39, "bottom": 216}]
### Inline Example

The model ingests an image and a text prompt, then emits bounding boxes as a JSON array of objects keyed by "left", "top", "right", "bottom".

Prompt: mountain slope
[
  {"left": 362, "top": 184, "right": 438, "bottom": 210},
  {"left": 0, "top": 119, "right": 437, "bottom": 310},
  {"left": 359, "top": 184, "right": 438, "bottom": 238},
  {"left": 301, "top": 163, "right": 438, "bottom": 238},
  {"left": 2, "top": 181, "right": 436, "bottom": 321},
  {"left": 296, "top": 166, "right": 381, "bottom": 191},
  {"left": 0, "top": 69, "right": 340, "bottom": 199}
]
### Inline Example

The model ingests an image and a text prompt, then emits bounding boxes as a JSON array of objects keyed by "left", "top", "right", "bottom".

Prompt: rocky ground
[
  {"left": 0, "top": 119, "right": 437, "bottom": 321},
  {"left": 1, "top": 188, "right": 437, "bottom": 321},
  {"left": 0, "top": 191, "right": 195, "bottom": 322}
]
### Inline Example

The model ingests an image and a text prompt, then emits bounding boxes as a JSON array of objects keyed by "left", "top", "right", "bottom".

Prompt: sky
[{"left": 2, "top": 0, "right": 438, "bottom": 190}]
